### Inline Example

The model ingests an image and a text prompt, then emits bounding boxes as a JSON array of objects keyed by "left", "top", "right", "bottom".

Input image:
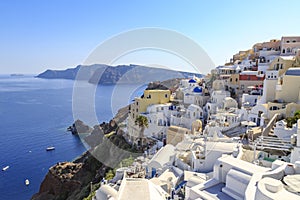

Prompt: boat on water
[
  {"left": 25, "top": 179, "right": 30, "bottom": 186},
  {"left": 2, "top": 166, "right": 9, "bottom": 171},
  {"left": 46, "top": 146, "right": 55, "bottom": 151}
]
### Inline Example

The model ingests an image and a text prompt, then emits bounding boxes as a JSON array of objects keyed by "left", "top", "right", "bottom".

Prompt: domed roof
[
  {"left": 193, "top": 87, "right": 202, "bottom": 93},
  {"left": 188, "top": 79, "right": 197, "bottom": 83}
]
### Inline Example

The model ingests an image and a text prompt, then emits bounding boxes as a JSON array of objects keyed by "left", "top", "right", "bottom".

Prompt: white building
[
  {"left": 274, "top": 120, "right": 297, "bottom": 140},
  {"left": 205, "top": 90, "right": 231, "bottom": 117},
  {"left": 143, "top": 103, "right": 175, "bottom": 139},
  {"left": 96, "top": 178, "right": 168, "bottom": 200},
  {"left": 187, "top": 155, "right": 300, "bottom": 200},
  {"left": 179, "top": 78, "right": 198, "bottom": 88},
  {"left": 183, "top": 86, "right": 207, "bottom": 106},
  {"left": 147, "top": 144, "right": 176, "bottom": 177},
  {"left": 223, "top": 97, "right": 238, "bottom": 110},
  {"left": 170, "top": 104, "right": 203, "bottom": 130},
  {"left": 281, "top": 36, "right": 300, "bottom": 56},
  {"left": 291, "top": 120, "right": 300, "bottom": 163},
  {"left": 259, "top": 70, "right": 279, "bottom": 104},
  {"left": 191, "top": 141, "right": 238, "bottom": 172},
  {"left": 275, "top": 68, "right": 300, "bottom": 103},
  {"left": 242, "top": 93, "right": 261, "bottom": 107}
]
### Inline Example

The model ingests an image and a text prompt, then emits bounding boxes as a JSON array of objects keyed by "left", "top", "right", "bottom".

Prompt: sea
[{"left": 0, "top": 75, "right": 147, "bottom": 200}]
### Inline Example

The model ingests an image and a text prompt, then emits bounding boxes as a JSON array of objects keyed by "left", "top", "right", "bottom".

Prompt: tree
[
  {"left": 294, "top": 110, "right": 300, "bottom": 119},
  {"left": 287, "top": 110, "right": 300, "bottom": 128},
  {"left": 135, "top": 115, "right": 149, "bottom": 148}
]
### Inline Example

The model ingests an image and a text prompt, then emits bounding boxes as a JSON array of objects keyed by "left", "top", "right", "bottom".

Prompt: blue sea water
[{"left": 0, "top": 75, "right": 146, "bottom": 200}]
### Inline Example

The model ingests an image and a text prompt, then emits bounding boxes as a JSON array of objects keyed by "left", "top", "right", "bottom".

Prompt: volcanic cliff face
[
  {"left": 33, "top": 162, "right": 82, "bottom": 200},
  {"left": 31, "top": 81, "right": 169, "bottom": 200},
  {"left": 31, "top": 105, "right": 131, "bottom": 200},
  {"left": 31, "top": 151, "right": 107, "bottom": 200},
  {"left": 36, "top": 64, "right": 202, "bottom": 85}
]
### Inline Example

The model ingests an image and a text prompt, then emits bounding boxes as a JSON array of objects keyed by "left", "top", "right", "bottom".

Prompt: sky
[{"left": 1, "top": 0, "right": 300, "bottom": 75}]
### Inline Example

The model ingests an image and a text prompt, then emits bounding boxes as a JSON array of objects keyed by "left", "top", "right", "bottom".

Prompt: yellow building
[
  {"left": 268, "top": 56, "right": 295, "bottom": 76},
  {"left": 232, "top": 49, "right": 252, "bottom": 62},
  {"left": 253, "top": 39, "right": 281, "bottom": 52},
  {"left": 275, "top": 68, "right": 300, "bottom": 103},
  {"left": 226, "top": 73, "right": 240, "bottom": 90},
  {"left": 130, "top": 89, "right": 171, "bottom": 120}
]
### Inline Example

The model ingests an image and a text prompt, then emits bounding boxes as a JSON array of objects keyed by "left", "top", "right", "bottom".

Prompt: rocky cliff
[
  {"left": 31, "top": 151, "right": 107, "bottom": 200},
  {"left": 32, "top": 80, "right": 172, "bottom": 200},
  {"left": 32, "top": 105, "right": 132, "bottom": 200},
  {"left": 36, "top": 64, "right": 202, "bottom": 84}
]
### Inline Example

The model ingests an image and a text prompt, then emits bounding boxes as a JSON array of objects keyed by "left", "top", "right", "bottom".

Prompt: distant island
[
  {"left": 10, "top": 73, "right": 24, "bottom": 77},
  {"left": 36, "top": 64, "right": 203, "bottom": 85}
]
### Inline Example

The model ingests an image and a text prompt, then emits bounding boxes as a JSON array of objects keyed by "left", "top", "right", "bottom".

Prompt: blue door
[{"left": 151, "top": 168, "right": 156, "bottom": 178}]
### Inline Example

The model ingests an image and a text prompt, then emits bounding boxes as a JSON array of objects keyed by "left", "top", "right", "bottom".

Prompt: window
[
  {"left": 280, "top": 64, "right": 283, "bottom": 69},
  {"left": 287, "top": 48, "right": 291, "bottom": 53},
  {"left": 236, "top": 78, "right": 238, "bottom": 82},
  {"left": 230, "top": 78, "right": 232, "bottom": 82},
  {"left": 286, "top": 40, "right": 290, "bottom": 43},
  {"left": 270, "top": 106, "right": 279, "bottom": 111},
  {"left": 136, "top": 102, "right": 139, "bottom": 105},
  {"left": 282, "top": 49, "right": 286, "bottom": 54},
  {"left": 165, "top": 94, "right": 168, "bottom": 98},
  {"left": 293, "top": 40, "right": 296, "bottom": 43}
]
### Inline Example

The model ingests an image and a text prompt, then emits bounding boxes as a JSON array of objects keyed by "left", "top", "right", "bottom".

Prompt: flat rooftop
[{"left": 200, "top": 183, "right": 235, "bottom": 200}]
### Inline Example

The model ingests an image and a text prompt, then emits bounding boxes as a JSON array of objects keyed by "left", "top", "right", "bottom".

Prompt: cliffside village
[{"left": 94, "top": 36, "right": 300, "bottom": 200}]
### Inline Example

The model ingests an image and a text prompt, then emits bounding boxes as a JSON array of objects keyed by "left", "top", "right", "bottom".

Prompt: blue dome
[
  {"left": 193, "top": 87, "right": 202, "bottom": 93},
  {"left": 188, "top": 79, "right": 197, "bottom": 83}
]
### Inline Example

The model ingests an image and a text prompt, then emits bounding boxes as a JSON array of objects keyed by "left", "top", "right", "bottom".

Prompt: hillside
[{"left": 36, "top": 64, "right": 202, "bottom": 84}]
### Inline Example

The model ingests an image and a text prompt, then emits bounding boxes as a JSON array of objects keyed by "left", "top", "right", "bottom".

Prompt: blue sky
[{"left": 1, "top": 0, "right": 300, "bottom": 74}]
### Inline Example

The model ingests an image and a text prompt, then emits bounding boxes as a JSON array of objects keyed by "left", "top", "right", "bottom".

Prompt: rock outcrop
[
  {"left": 31, "top": 152, "right": 107, "bottom": 200},
  {"left": 67, "top": 119, "right": 93, "bottom": 135},
  {"left": 32, "top": 105, "right": 133, "bottom": 200},
  {"left": 146, "top": 78, "right": 182, "bottom": 92},
  {"left": 32, "top": 78, "right": 179, "bottom": 200}
]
